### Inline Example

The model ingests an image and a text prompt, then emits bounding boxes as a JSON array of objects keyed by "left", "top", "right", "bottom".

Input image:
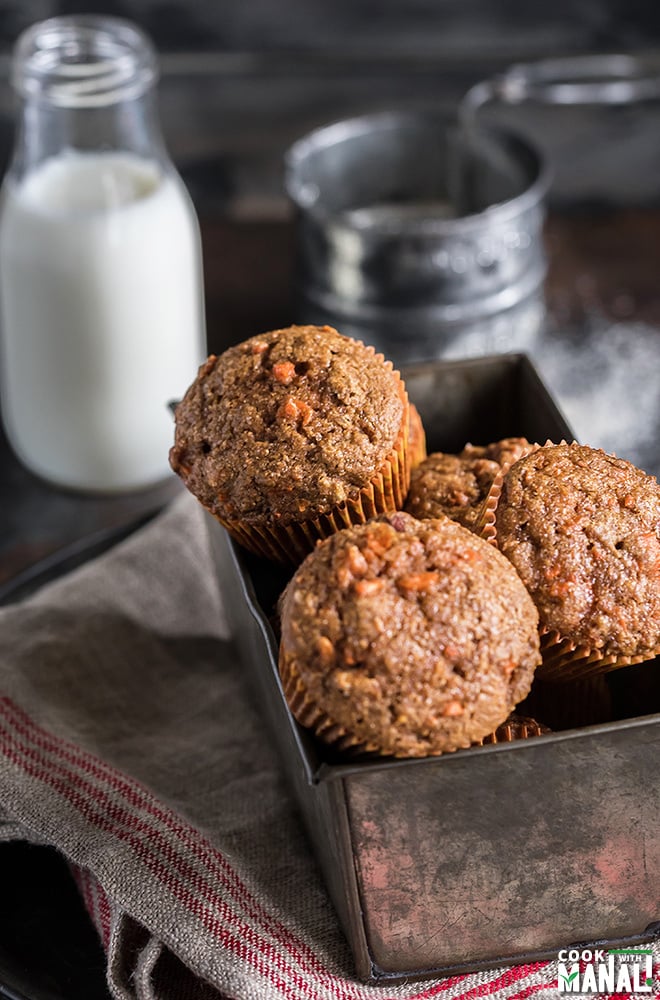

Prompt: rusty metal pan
[{"left": 208, "top": 353, "right": 660, "bottom": 984}]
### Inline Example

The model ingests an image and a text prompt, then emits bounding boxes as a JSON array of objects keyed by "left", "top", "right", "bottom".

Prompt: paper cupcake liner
[
  {"left": 278, "top": 650, "right": 381, "bottom": 754},
  {"left": 535, "top": 627, "right": 660, "bottom": 682},
  {"left": 217, "top": 355, "right": 411, "bottom": 565},
  {"left": 279, "top": 652, "right": 476, "bottom": 760},
  {"left": 475, "top": 714, "right": 551, "bottom": 745},
  {"left": 475, "top": 438, "right": 555, "bottom": 544},
  {"left": 408, "top": 403, "right": 427, "bottom": 470},
  {"left": 280, "top": 650, "right": 556, "bottom": 760},
  {"left": 474, "top": 469, "right": 502, "bottom": 544}
]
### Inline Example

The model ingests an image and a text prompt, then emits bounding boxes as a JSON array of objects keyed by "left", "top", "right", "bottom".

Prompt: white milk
[{"left": 0, "top": 150, "right": 206, "bottom": 491}]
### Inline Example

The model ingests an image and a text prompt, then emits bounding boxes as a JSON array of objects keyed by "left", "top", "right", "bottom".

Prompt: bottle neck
[
  {"left": 12, "top": 90, "right": 168, "bottom": 177},
  {"left": 8, "top": 16, "right": 169, "bottom": 180}
]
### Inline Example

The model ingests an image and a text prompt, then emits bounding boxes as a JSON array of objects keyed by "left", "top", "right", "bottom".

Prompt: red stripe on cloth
[
  {"left": 391, "top": 973, "right": 494, "bottom": 1000},
  {"left": 0, "top": 733, "right": 349, "bottom": 1000},
  {"left": 80, "top": 865, "right": 112, "bottom": 950},
  {"left": 606, "top": 994, "right": 656, "bottom": 1000},
  {"left": 1, "top": 711, "right": 490, "bottom": 1000},
  {"left": 1, "top": 700, "right": 511, "bottom": 1000},
  {"left": 0, "top": 697, "right": 556, "bottom": 1000},
  {"left": 80, "top": 868, "right": 112, "bottom": 951},
  {"left": 70, "top": 862, "right": 101, "bottom": 940},
  {"left": 421, "top": 962, "right": 552, "bottom": 1000},
  {"left": 96, "top": 880, "right": 112, "bottom": 950},
  {"left": 0, "top": 719, "right": 332, "bottom": 1000},
  {"left": 611, "top": 983, "right": 660, "bottom": 1000},
  {"left": 505, "top": 982, "right": 558, "bottom": 1000},
  {"left": 0, "top": 698, "right": 370, "bottom": 999},
  {"left": 69, "top": 862, "right": 88, "bottom": 906}
]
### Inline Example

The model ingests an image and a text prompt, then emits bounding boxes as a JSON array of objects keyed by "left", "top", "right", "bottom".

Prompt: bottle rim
[{"left": 11, "top": 15, "right": 159, "bottom": 107}]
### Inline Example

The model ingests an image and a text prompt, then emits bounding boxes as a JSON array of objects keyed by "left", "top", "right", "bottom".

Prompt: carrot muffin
[
  {"left": 278, "top": 512, "right": 541, "bottom": 757},
  {"left": 170, "top": 325, "right": 410, "bottom": 563},
  {"left": 405, "top": 437, "right": 534, "bottom": 529},
  {"left": 464, "top": 437, "right": 536, "bottom": 469},
  {"left": 494, "top": 443, "right": 660, "bottom": 660}
]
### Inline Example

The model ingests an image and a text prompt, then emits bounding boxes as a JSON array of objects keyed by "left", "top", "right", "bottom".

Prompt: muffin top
[
  {"left": 279, "top": 512, "right": 540, "bottom": 757},
  {"left": 495, "top": 443, "right": 660, "bottom": 656},
  {"left": 405, "top": 437, "right": 534, "bottom": 529},
  {"left": 170, "top": 325, "right": 406, "bottom": 525}
]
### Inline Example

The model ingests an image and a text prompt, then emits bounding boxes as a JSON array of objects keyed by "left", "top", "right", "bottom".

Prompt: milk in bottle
[{"left": 0, "top": 16, "right": 206, "bottom": 491}]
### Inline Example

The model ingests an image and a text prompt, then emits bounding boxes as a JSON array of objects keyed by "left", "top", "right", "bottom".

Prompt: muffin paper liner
[
  {"left": 535, "top": 628, "right": 659, "bottom": 682},
  {"left": 215, "top": 353, "right": 411, "bottom": 565},
  {"left": 478, "top": 439, "right": 660, "bottom": 681},
  {"left": 279, "top": 650, "right": 550, "bottom": 760},
  {"left": 278, "top": 651, "right": 482, "bottom": 760},
  {"left": 475, "top": 714, "right": 550, "bottom": 744},
  {"left": 408, "top": 403, "right": 427, "bottom": 470},
  {"left": 474, "top": 469, "right": 502, "bottom": 544},
  {"left": 278, "top": 650, "right": 381, "bottom": 755},
  {"left": 475, "top": 438, "right": 555, "bottom": 543}
]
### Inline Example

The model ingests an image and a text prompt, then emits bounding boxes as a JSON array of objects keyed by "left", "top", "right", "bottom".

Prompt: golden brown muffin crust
[
  {"left": 405, "top": 437, "right": 534, "bottom": 529},
  {"left": 495, "top": 443, "right": 660, "bottom": 656},
  {"left": 170, "top": 325, "right": 406, "bottom": 525},
  {"left": 279, "top": 512, "right": 541, "bottom": 757}
]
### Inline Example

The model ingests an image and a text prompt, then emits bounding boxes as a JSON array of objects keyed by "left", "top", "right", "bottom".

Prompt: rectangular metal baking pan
[{"left": 208, "top": 353, "right": 660, "bottom": 984}]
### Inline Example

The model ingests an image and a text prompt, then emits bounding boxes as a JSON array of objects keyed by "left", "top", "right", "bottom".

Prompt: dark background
[
  {"left": 2, "top": 0, "right": 660, "bottom": 214},
  {"left": 0, "top": 0, "right": 659, "bottom": 55}
]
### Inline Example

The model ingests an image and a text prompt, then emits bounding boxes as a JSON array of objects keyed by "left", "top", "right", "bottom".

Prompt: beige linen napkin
[{"left": 0, "top": 492, "right": 656, "bottom": 1000}]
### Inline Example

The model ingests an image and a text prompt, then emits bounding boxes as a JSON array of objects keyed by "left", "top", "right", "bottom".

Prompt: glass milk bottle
[{"left": 0, "top": 16, "right": 206, "bottom": 492}]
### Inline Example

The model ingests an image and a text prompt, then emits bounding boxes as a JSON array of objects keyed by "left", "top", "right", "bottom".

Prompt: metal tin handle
[{"left": 461, "top": 51, "right": 660, "bottom": 125}]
